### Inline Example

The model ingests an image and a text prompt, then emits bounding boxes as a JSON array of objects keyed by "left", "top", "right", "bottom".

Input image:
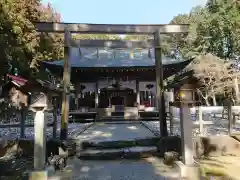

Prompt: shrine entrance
[
  {"left": 111, "top": 96, "right": 124, "bottom": 106},
  {"left": 99, "top": 86, "right": 135, "bottom": 108}
]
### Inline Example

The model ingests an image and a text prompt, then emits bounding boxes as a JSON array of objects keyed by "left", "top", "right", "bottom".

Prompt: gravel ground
[
  {"left": 0, "top": 156, "right": 33, "bottom": 180},
  {"left": 0, "top": 115, "right": 92, "bottom": 139}
]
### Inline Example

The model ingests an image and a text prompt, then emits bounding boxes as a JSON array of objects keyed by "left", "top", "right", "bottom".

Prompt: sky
[{"left": 41, "top": 0, "right": 208, "bottom": 24}]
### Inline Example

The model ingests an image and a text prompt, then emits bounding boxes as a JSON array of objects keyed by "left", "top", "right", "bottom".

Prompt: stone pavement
[
  {"left": 74, "top": 122, "right": 156, "bottom": 143},
  {"left": 67, "top": 157, "right": 179, "bottom": 180}
]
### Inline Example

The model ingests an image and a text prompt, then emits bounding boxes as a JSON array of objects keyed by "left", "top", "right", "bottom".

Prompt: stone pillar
[
  {"left": 136, "top": 79, "right": 140, "bottom": 106},
  {"left": 228, "top": 102, "right": 233, "bottom": 135},
  {"left": 180, "top": 103, "right": 194, "bottom": 165},
  {"left": 20, "top": 108, "right": 26, "bottom": 138},
  {"left": 177, "top": 103, "right": 200, "bottom": 180},
  {"left": 234, "top": 77, "right": 239, "bottom": 103},
  {"left": 34, "top": 110, "right": 47, "bottom": 170},
  {"left": 95, "top": 81, "right": 99, "bottom": 108}
]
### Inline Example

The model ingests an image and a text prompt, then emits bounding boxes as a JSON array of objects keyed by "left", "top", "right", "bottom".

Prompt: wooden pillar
[
  {"left": 75, "top": 83, "right": 78, "bottom": 110},
  {"left": 60, "top": 29, "right": 71, "bottom": 140},
  {"left": 228, "top": 102, "right": 233, "bottom": 135},
  {"left": 136, "top": 79, "right": 140, "bottom": 106},
  {"left": 20, "top": 108, "right": 26, "bottom": 138},
  {"left": 52, "top": 97, "right": 58, "bottom": 138},
  {"left": 180, "top": 103, "right": 194, "bottom": 165},
  {"left": 198, "top": 106, "right": 204, "bottom": 136},
  {"left": 154, "top": 29, "right": 168, "bottom": 137},
  {"left": 168, "top": 89, "right": 174, "bottom": 135},
  {"left": 95, "top": 81, "right": 99, "bottom": 108}
]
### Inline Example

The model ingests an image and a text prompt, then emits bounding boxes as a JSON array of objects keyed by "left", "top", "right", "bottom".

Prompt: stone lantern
[
  {"left": 170, "top": 82, "right": 201, "bottom": 179},
  {"left": 23, "top": 79, "right": 63, "bottom": 180},
  {"left": 173, "top": 83, "right": 197, "bottom": 107},
  {"left": 23, "top": 81, "right": 50, "bottom": 171},
  {"left": 22, "top": 80, "right": 61, "bottom": 168}
]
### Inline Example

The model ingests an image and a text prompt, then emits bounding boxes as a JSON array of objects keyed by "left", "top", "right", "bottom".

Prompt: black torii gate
[{"left": 35, "top": 22, "right": 189, "bottom": 140}]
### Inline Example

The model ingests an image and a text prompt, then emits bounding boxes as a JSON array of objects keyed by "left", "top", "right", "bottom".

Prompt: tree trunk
[
  {"left": 205, "top": 99, "right": 210, "bottom": 106},
  {"left": 234, "top": 77, "right": 239, "bottom": 103},
  {"left": 197, "top": 89, "right": 210, "bottom": 106},
  {"left": 204, "top": 97, "right": 210, "bottom": 106},
  {"left": 212, "top": 95, "right": 217, "bottom": 106}
]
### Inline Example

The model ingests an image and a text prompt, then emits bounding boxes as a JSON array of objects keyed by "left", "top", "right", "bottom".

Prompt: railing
[
  {"left": 167, "top": 106, "right": 240, "bottom": 136},
  {"left": 1, "top": 106, "right": 240, "bottom": 138}
]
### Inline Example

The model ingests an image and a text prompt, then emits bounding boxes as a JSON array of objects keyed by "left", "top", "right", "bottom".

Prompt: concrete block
[
  {"left": 29, "top": 171, "right": 48, "bottom": 180},
  {"left": 175, "top": 161, "right": 201, "bottom": 180},
  {"left": 48, "top": 169, "right": 72, "bottom": 180}
]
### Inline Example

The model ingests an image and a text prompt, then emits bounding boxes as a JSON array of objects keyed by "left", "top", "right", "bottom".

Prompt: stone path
[
  {"left": 74, "top": 122, "right": 156, "bottom": 143},
  {"left": 67, "top": 157, "right": 179, "bottom": 180}
]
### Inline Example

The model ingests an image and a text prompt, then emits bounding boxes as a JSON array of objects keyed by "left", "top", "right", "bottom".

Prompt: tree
[
  {"left": 169, "top": 6, "right": 207, "bottom": 58},
  {"left": 32, "top": 3, "right": 63, "bottom": 68},
  {"left": 189, "top": 54, "right": 240, "bottom": 105},
  {"left": 0, "top": 0, "right": 63, "bottom": 82},
  {"left": 123, "top": 34, "right": 174, "bottom": 56},
  {"left": 169, "top": 1, "right": 240, "bottom": 59}
]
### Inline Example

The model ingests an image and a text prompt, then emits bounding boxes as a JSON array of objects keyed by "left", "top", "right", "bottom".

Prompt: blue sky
[{"left": 41, "top": 0, "right": 207, "bottom": 24}]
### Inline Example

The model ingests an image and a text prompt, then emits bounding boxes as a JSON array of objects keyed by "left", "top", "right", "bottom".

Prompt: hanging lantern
[
  {"left": 148, "top": 48, "right": 151, "bottom": 58},
  {"left": 80, "top": 84, "right": 86, "bottom": 91},
  {"left": 130, "top": 49, "right": 134, "bottom": 59},
  {"left": 146, "top": 84, "right": 154, "bottom": 90},
  {"left": 171, "top": 83, "right": 199, "bottom": 108}
]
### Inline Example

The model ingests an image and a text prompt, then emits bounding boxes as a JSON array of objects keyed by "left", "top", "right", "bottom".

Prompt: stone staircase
[{"left": 76, "top": 137, "right": 160, "bottom": 160}]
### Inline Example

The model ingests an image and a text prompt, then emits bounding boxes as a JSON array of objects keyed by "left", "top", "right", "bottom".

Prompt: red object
[
  {"left": 143, "top": 101, "right": 150, "bottom": 107},
  {"left": 7, "top": 74, "right": 28, "bottom": 86}
]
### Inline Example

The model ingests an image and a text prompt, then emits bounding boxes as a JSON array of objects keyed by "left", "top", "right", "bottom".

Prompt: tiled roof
[
  {"left": 7, "top": 74, "right": 28, "bottom": 86},
  {"left": 43, "top": 48, "right": 188, "bottom": 68}
]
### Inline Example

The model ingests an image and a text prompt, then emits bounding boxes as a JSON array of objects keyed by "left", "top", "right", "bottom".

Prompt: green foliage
[
  {"left": 171, "top": 0, "right": 240, "bottom": 59},
  {"left": 0, "top": 0, "right": 63, "bottom": 82},
  {"left": 124, "top": 2, "right": 240, "bottom": 60}
]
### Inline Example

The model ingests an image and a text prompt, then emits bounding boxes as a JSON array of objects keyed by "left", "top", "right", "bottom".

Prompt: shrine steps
[
  {"left": 76, "top": 137, "right": 160, "bottom": 160},
  {"left": 98, "top": 116, "right": 139, "bottom": 121},
  {"left": 77, "top": 146, "right": 158, "bottom": 160},
  {"left": 231, "top": 134, "right": 240, "bottom": 143}
]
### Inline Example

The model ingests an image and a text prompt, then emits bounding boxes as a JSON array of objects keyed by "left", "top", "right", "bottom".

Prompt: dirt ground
[{"left": 200, "top": 156, "right": 240, "bottom": 180}]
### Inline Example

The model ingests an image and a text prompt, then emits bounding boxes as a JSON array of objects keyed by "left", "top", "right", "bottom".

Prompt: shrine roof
[
  {"left": 43, "top": 48, "right": 190, "bottom": 68},
  {"left": 7, "top": 74, "right": 28, "bottom": 86}
]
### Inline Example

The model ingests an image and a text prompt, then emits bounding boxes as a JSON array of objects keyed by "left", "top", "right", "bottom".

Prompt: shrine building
[{"left": 42, "top": 47, "right": 193, "bottom": 119}]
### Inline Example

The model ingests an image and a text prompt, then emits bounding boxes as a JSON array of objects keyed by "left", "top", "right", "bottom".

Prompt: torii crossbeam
[{"left": 35, "top": 22, "right": 188, "bottom": 34}]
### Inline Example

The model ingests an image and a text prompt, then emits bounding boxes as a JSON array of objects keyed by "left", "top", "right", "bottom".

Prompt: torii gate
[{"left": 35, "top": 22, "right": 189, "bottom": 140}]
